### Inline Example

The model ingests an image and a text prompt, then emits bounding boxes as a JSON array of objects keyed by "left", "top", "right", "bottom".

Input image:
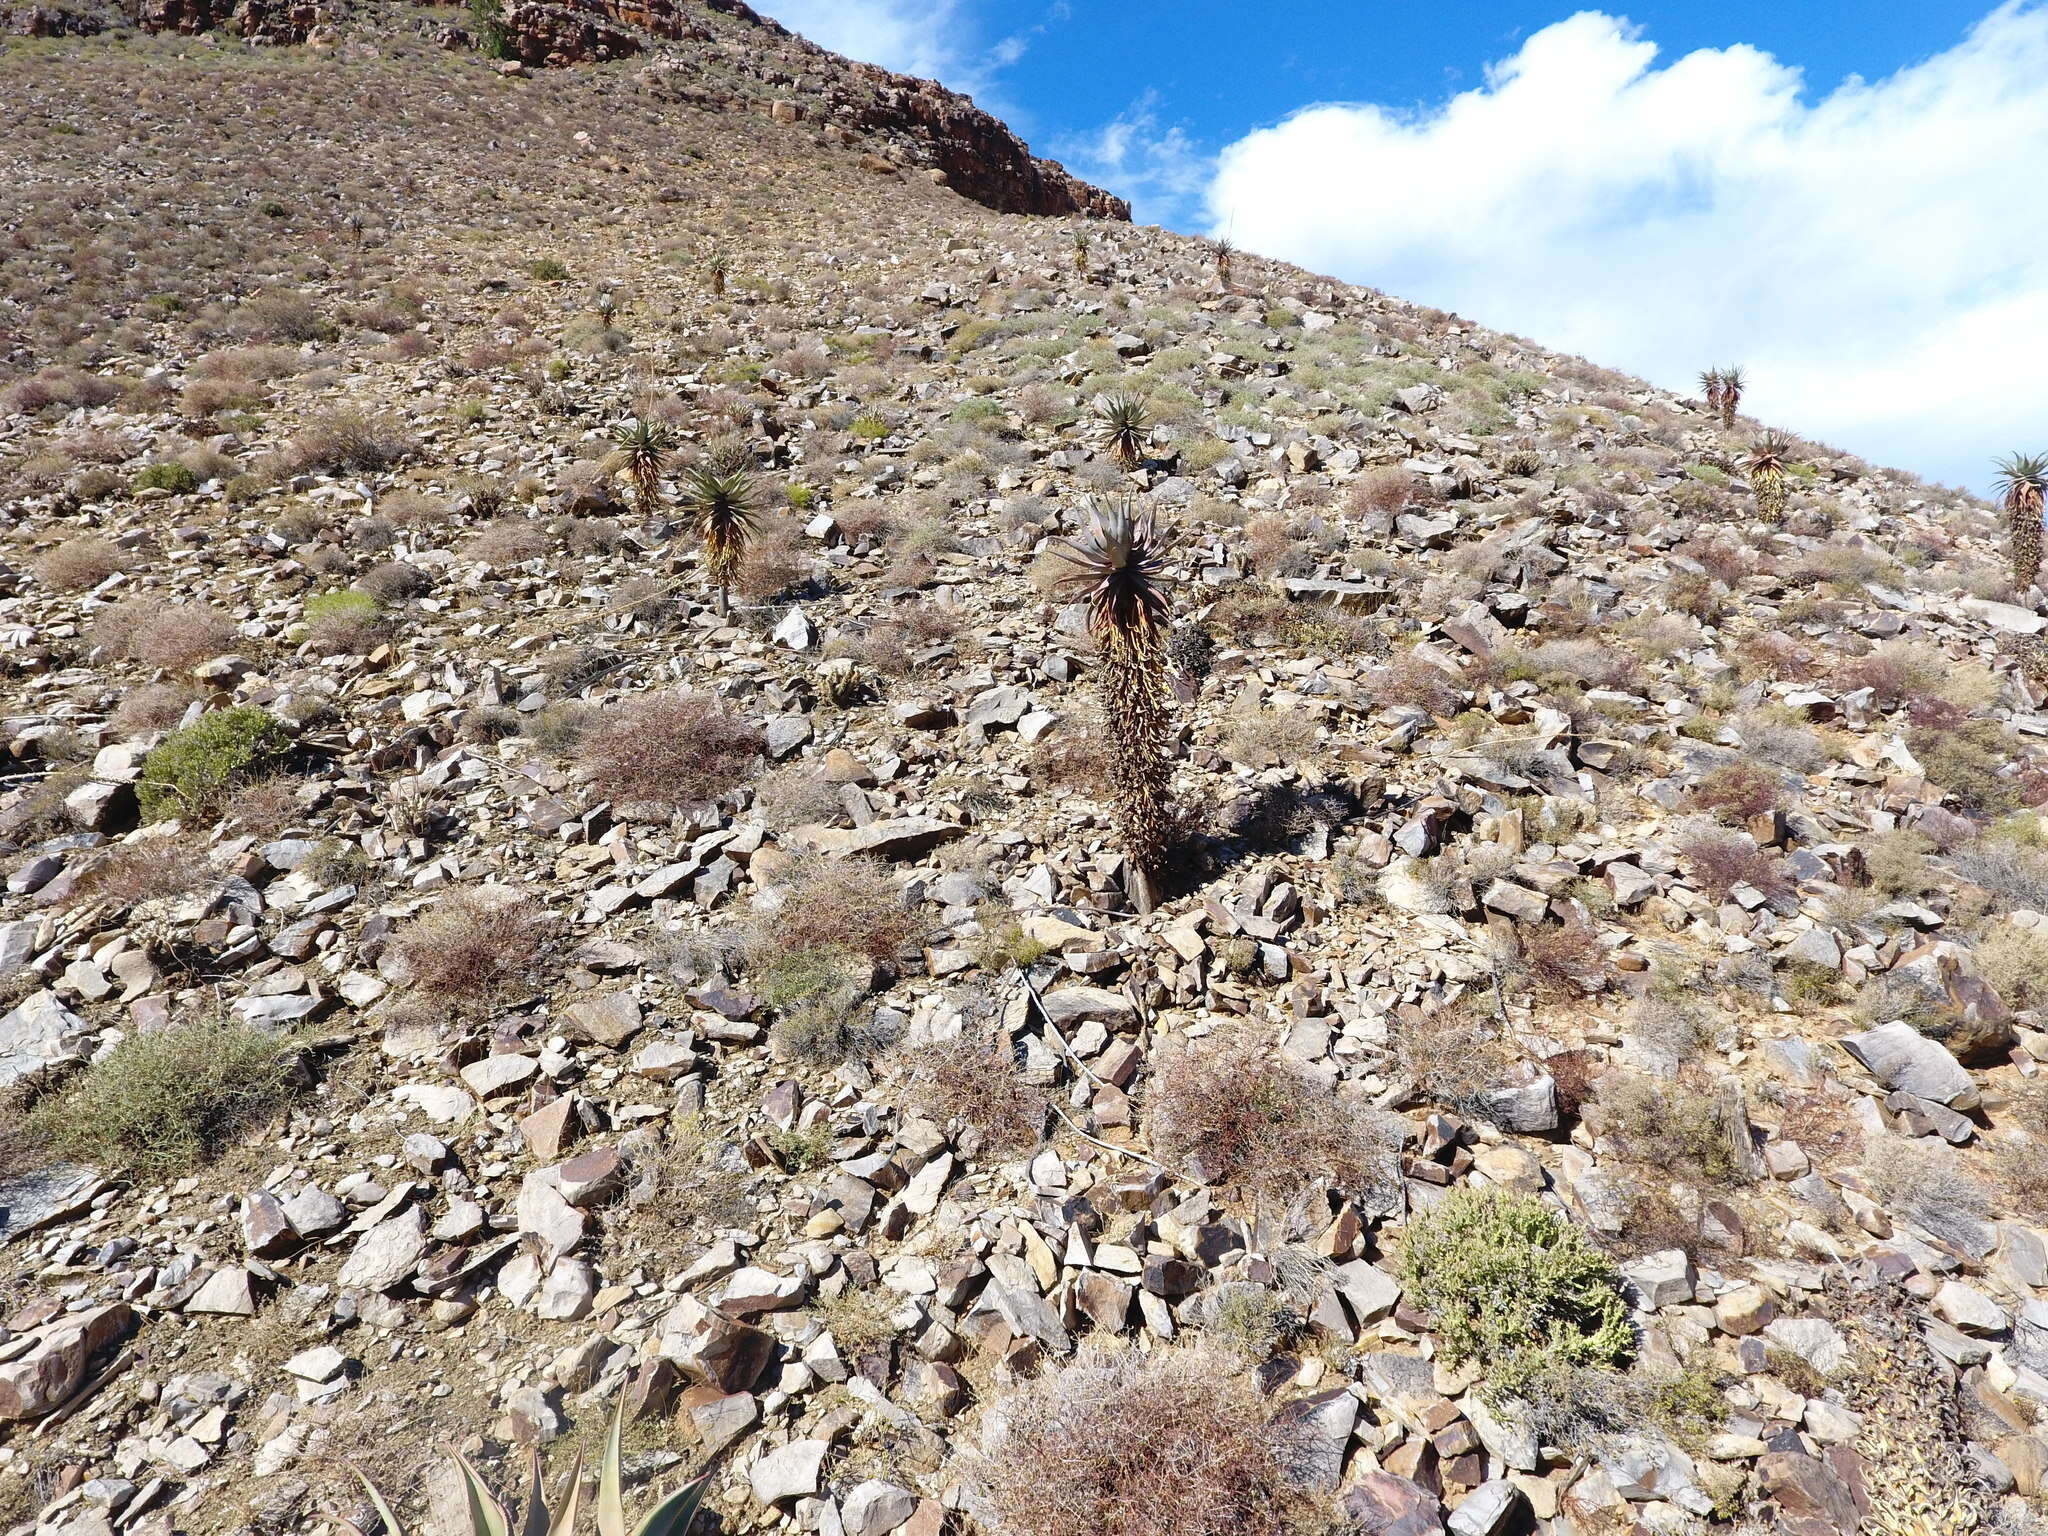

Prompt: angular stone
[
  {"left": 1341, "top": 1473, "right": 1444, "bottom": 1536},
  {"left": 185, "top": 1267, "right": 263, "bottom": 1316},
  {"left": 843, "top": 1480, "right": 917, "bottom": 1536},
  {"left": 1447, "top": 1480, "right": 1521, "bottom": 1536},
  {"left": 0, "top": 990, "right": 90, "bottom": 1092},
  {"left": 1840, "top": 1021, "right": 1974, "bottom": 1107},
  {"left": 787, "top": 816, "right": 963, "bottom": 860},
  {"left": 563, "top": 991, "right": 642, "bottom": 1047},
  {"left": 0, "top": 1304, "right": 135, "bottom": 1422},
  {"left": 749, "top": 1438, "right": 828, "bottom": 1505},
  {"left": 459, "top": 1053, "right": 538, "bottom": 1099},
  {"left": 336, "top": 1208, "right": 428, "bottom": 1293}
]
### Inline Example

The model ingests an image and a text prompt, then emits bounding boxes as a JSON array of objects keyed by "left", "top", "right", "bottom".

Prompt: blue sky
[{"left": 764, "top": 2, "right": 2048, "bottom": 492}]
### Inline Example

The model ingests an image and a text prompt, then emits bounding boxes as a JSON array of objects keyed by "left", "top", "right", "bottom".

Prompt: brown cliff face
[
  {"left": 88, "top": 0, "right": 338, "bottom": 42},
  {"left": 495, "top": 0, "right": 1129, "bottom": 220},
  {"left": 71, "top": 0, "right": 1129, "bottom": 221}
]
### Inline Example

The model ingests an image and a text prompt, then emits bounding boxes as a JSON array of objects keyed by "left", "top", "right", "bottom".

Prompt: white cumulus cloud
[
  {"left": 757, "top": 0, "right": 1019, "bottom": 99},
  {"left": 1205, "top": 5, "right": 2048, "bottom": 491}
]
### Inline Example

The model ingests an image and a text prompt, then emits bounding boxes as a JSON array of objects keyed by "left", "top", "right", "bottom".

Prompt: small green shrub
[
  {"left": 28, "top": 1014, "right": 299, "bottom": 1175},
  {"left": 134, "top": 462, "right": 199, "bottom": 494},
  {"left": 1397, "top": 1187, "right": 1632, "bottom": 1396},
  {"left": 529, "top": 256, "right": 568, "bottom": 281},
  {"left": 304, "top": 589, "right": 379, "bottom": 625},
  {"left": 137, "top": 707, "right": 291, "bottom": 821}
]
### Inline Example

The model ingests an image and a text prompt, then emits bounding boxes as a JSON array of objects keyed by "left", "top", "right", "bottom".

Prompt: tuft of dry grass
[
  {"left": 1151, "top": 1027, "right": 1402, "bottom": 1206},
  {"left": 899, "top": 1032, "right": 1048, "bottom": 1154},
  {"left": 580, "top": 691, "right": 763, "bottom": 810},
  {"left": 27, "top": 1013, "right": 300, "bottom": 1177},
  {"left": 62, "top": 837, "right": 209, "bottom": 911},
  {"left": 111, "top": 682, "right": 201, "bottom": 737},
  {"left": 279, "top": 406, "right": 415, "bottom": 475},
  {"left": 1517, "top": 918, "right": 1614, "bottom": 998},
  {"left": 971, "top": 1344, "right": 1326, "bottom": 1536},
  {"left": 1690, "top": 760, "right": 1781, "bottom": 822},
  {"left": 749, "top": 851, "right": 918, "bottom": 963},
  {"left": 1679, "top": 827, "right": 1793, "bottom": 903},
  {"left": 35, "top": 536, "right": 132, "bottom": 592},
  {"left": 94, "top": 599, "right": 237, "bottom": 668},
  {"left": 389, "top": 890, "right": 553, "bottom": 1001}
]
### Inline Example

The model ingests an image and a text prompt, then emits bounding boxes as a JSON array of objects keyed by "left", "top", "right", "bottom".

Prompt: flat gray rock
[
  {"left": 0, "top": 990, "right": 89, "bottom": 1092},
  {"left": 1841, "top": 1020, "right": 1974, "bottom": 1106}
]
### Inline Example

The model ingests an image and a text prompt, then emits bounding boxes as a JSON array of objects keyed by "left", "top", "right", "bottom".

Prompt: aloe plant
[
  {"left": 679, "top": 462, "right": 757, "bottom": 616},
  {"left": 1745, "top": 434, "right": 1791, "bottom": 524},
  {"left": 1996, "top": 452, "right": 2048, "bottom": 592},
  {"left": 355, "top": 1403, "right": 709, "bottom": 1536},
  {"left": 1093, "top": 392, "right": 1149, "bottom": 471},
  {"left": 1718, "top": 364, "right": 1744, "bottom": 428},
  {"left": 608, "top": 418, "right": 672, "bottom": 520},
  {"left": 1057, "top": 497, "right": 1176, "bottom": 912}
]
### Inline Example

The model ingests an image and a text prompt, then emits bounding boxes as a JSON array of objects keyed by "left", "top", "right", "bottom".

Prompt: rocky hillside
[{"left": 4, "top": 10, "right": 2048, "bottom": 1536}]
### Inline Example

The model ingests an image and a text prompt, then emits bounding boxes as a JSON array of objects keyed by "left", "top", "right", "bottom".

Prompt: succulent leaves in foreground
[
  {"left": 354, "top": 1401, "right": 709, "bottom": 1536},
  {"left": 1745, "top": 433, "right": 1792, "bottom": 523}
]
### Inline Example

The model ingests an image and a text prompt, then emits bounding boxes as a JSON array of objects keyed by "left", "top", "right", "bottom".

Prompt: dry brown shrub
[
  {"left": 1690, "top": 760, "right": 1781, "bottom": 822},
  {"left": 737, "top": 528, "right": 809, "bottom": 601},
  {"left": 1679, "top": 827, "right": 1792, "bottom": 903},
  {"left": 63, "top": 838, "right": 208, "bottom": 911},
  {"left": 377, "top": 489, "right": 449, "bottom": 527},
  {"left": 1368, "top": 653, "right": 1463, "bottom": 716},
  {"left": 35, "top": 536, "right": 132, "bottom": 592},
  {"left": 359, "top": 561, "right": 432, "bottom": 601},
  {"left": 462, "top": 520, "right": 547, "bottom": 564},
  {"left": 899, "top": 1032, "right": 1048, "bottom": 1154},
  {"left": 1592, "top": 1066, "right": 1748, "bottom": 1185},
  {"left": 111, "top": 683, "right": 201, "bottom": 737},
  {"left": 580, "top": 691, "right": 762, "bottom": 809},
  {"left": 1393, "top": 1006, "right": 1516, "bottom": 1119},
  {"left": 751, "top": 851, "right": 918, "bottom": 963},
  {"left": 971, "top": 1344, "right": 1325, "bottom": 1536},
  {"left": 1243, "top": 513, "right": 1312, "bottom": 576},
  {"left": 833, "top": 501, "right": 898, "bottom": 542},
  {"left": 95, "top": 600, "right": 237, "bottom": 669},
  {"left": 282, "top": 407, "right": 415, "bottom": 475},
  {"left": 1345, "top": 465, "right": 1424, "bottom": 518},
  {"left": 1152, "top": 1027, "right": 1402, "bottom": 1205},
  {"left": 390, "top": 890, "right": 553, "bottom": 1000},
  {"left": 1518, "top": 919, "right": 1614, "bottom": 998}
]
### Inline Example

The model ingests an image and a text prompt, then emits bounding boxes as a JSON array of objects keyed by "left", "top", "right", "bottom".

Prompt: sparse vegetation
[
  {"left": 578, "top": 691, "right": 763, "bottom": 809},
  {"left": 136, "top": 706, "right": 292, "bottom": 821},
  {"left": 1397, "top": 1187, "right": 1633, "bottom": 1396},
  {"left": 28, "top": 1013, "right": 300, "bottom": 1176},
  {"left": 389, "top": 890, "right": 553, "bottom": 1000}
]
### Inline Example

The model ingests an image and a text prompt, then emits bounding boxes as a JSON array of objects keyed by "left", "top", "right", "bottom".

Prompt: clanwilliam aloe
[
  {"left": 1745, "top": 434, "right": 1792, "bottom": 524},
  {"left": 1996, "top": 452, "right": 2048, "bottom": 593},
  {"left": 1212, "top": 235, "right": 1235, "bottom": 288},
  {"left": 1093, "top": 393, "right": 1150, "bottom": 471},
  {"left": 679, "top": 462, "right": 757, "bottom": 616},
  {"left": 1057, "top": 498, "right": 1176, "bottom": 913},
  {"left": 1697, "top": 368, "right": 1725, "bottom": 421},
  {"left": 1718, "top": 365, "right": 1745, "bottom": 428},
  {"left": 704, "top": 252, "right": 728, "bottom": 297},
  {"left": 354, "top": 1401, "right": 710, "bottom": 1536},
  {"left": 1071, "top": 229, "right": 1089, "bottom": 273},
  {"left": 608, "top": 418, "right": 673, "bottom": 520}
]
